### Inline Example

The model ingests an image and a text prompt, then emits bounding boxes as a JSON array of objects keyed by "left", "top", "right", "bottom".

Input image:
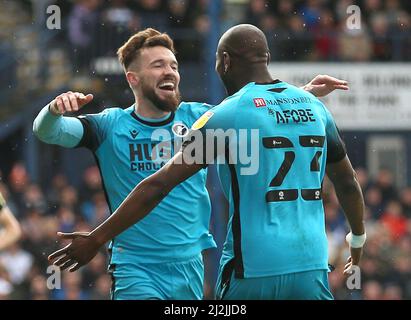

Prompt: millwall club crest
[{"left": 172, "top": 123, "right": 189, "bottom": 137}]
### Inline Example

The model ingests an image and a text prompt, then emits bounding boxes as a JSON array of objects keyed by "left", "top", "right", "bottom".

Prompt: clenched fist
[{"left": 49, "top": 91, "right": 94, "bottom": 115}]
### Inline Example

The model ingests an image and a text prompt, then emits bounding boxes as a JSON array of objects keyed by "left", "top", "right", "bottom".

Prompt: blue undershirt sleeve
[{"left": 33, "top": 104, "right": 84, "bottom": 148}]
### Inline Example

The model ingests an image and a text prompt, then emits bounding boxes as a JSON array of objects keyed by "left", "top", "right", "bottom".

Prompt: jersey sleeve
[
  {"left": 192, "top": 99, "right": 235, "bottom": 131},
  {"left": 76, "top": 109, "right": 113, "bottom": 151},
  {"left": 181, "top": 100, "right": 238, "bottom": 166},
  {"left": 323, "top": 106, "right": 347, "bottom": 163},
  {"left": 178, "top": 102, "right": 214, "bottom": 127},
  {"left": 33, "top": 104, "right": 84, "bottom": 148}
]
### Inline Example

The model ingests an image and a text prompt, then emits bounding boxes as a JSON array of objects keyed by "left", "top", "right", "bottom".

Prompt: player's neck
[
  {"left": 230, "top": 69, "right": 274, "bottom": 95},
  {"left": 244, "top": 67, "right": 273, "bottom": 85},
  {"left": 134, "top": 97, "right": 170, "bottom": 119}
]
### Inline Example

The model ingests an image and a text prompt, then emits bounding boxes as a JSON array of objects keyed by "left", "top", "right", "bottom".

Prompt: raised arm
[
  {"left": 302, "top": 74, "right": 349, "bottom": 97},
  {"left": 33, "top": 91, "right": 93, "bottom": 147}
]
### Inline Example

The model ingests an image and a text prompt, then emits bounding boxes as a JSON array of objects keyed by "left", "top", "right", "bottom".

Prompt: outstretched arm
[
  {"left": 48, "top": 150, "right": 204, "bottom": 271},
  {"left": 302, "top": 74, "right": 348, "bottom": 97},
  {"left": 92, "top": 151, "right": 204, "bottom": 246},
  {"left": 33, "top": 92, "right": 93, "bottom": 147}
]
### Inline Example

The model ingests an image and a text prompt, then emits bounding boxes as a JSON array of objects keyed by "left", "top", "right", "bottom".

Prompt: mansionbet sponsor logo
[{"left": 253, "top": 98, "right": 267, "bottom": 107}]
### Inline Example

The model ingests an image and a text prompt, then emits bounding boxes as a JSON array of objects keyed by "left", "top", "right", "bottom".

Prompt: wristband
[{"left": 346, "top": 232, "right": 366, "bottom": 248}]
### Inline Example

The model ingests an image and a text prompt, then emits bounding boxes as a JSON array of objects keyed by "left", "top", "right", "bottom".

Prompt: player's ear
[
  {"left": 266, "top": 51, "right": 271, "bottom": 65},
  {"left": 223, "top": 51, "right": 230, "bottom": 74},
  {"left": 126, "top": 71, "right": 139, "bottom": 87}
]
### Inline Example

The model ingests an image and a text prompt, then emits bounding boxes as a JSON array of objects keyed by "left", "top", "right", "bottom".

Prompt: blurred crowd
[
  {"left": 1, "top": 0, "right": 410, "bottom": 117},
  {"left": 0, "top": 164, "right": 111, "bottom": 299},
  {"left": 1, "top": 161, "right": 411, "bottom": 300},
  {"left": 62, "top": 0, "right": 213, "bottom": 68},
  {"left": 60, "top": 0, "right": 411, "bottom": 65},
  {"left": 59, "top": 0, "right": 411, "bottom": 69},
  {"left": 241, "top": 0, "right": 411, "bottom": 61},
  {"left": 324, "top": 168, "right": 411, "bottom": 300}
]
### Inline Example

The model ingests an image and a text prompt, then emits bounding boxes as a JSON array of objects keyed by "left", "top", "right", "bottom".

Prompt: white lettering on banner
[{"left": 268, "top": 63, "right": 411, "bottom": 130}]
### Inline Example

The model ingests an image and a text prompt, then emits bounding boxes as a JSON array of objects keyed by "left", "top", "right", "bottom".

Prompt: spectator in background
[
  {"left": 103, "top": 0, "right": 139, "bottom": 30},
  {"left": 380, "top": 200, "right": 408, "bottom": 242},
  {"left": 22, "top": 184, "right": 47, "bottom": 215},
  {"left": 0, "top": 243, "right": 33, "bottom": 289},
  {"left": 20, "top": 209, "right": 45, "bottom": 244},
  {"left": 46, "top": 173, "right": 70, "bottom": 211},
  {"left": 318, "top": 166, "right": 411, "bottom": 300},
  {"left": 87, "top": 192, "right": 110, "bottom": 226},
  {"left": 400, "top": 187, "right": 411, "bottom": 218},
  {"left": 135, "top": 0, "right": 167, "bottom": 30},
  {"left": 382, "top": 283, "right": 403, "bottom": 300},
  {"left": 361, "top": 254, "right": 382, "bottom": 282},
  {"left": 246, "top": 0, "right": 270, "bottom": 27},
  {"left": 82, "top": 252, "right": 107, "bottom": 291},
  {"left": 221, "top": 0, "right": 248, "bottom": 28},
  {"left": 53, "top": 272, "right": 88, "bottom": 300},
  {"left": 0, "top": 191, "right": 21, "bottom": 251},
  {"left": 81, "top": 192, "right": 109, "bottom": 227},
  {"left": 373, "top": 168, "right": 398, "bottom": 205},
  {"left": 299, "top": 0, "right": 322, "bottom": 31},
  {"left": 313, "top": 9, "right": 338, "bottom": 60},
  {"left": 362, "top": 0, "right": 384, "bottom": 24},
  {"left": 1, "top": 162, "right": 410, "bottom": 300},
  {"left": 370, "top": 13, "right": 392, "bottom": 60},
  {"left": 89, "top": 274, "right": 111, "bottom": 300},
  {"left": 328, "top": 267, "right": 353, "bottom": 300},
  {"left": 59, "top": 186, "right": 80, "bottom": 213},
  {"left": 167, "top": 0, "right": 193, "bottom": 28},
  {"left": 338, "top": 22, "right": 373, "bottom": 61},
  {"left": 194, "top": 14, "right": 211, "bottom": 35},
  {"left": 274, "top": 0, "right": 294, "bottom": 24},
  {"left": 78, "top": 166, "right": 103, "bottom": 205},
  {"left": 57, "top": 207, "right": 77, "bottom": 234},
  {"left": 392, "top": 10, "right": 411, "bottom": 61},
  {"left": 362, "top": 280, "right": 384, "bottom": 300},
  {"left": 0, "top": 129, "right": 108, "bottom": 301},
  {"left": 0, "top": 190, "right": 22, "bottom": 299},
  {"left": 166, "top": 0, "right": 200, "bottom": 61},
  {"left": 394, "top": 237, "right": 411, "bottom": 298},
  {"left": 100, "top": 0, "right": 141, "bottom": 53},
  {"left": 0, "top": 264, "right": 12, "bottom": 299},
  {"left": 283, "top": 15, "right": 313, "bottom": 60},
  {"left": 7, "top": 163, "right": 30, "bottom": 215},
  {"left": 365, "top": 186, "right": 384, "bottom": 219},
  {"left": 387, "top": 254, "right": 411, "bottom": 298},
  {"left": 22, "top": 213, "right": 60, "bottom": 272},
  {"left": 259, "top": 14, "right": 284, "bottom": 60},
  {"left": 386, "top": 0, "right": 403, "bottom": 25},
  {"left": 29, "top": 274, "right": 50, "bottom": 300},
  {"left": 68, "top": 0, "right": 102, "bottom": 71},
  {"left": 354, "top": 167, "right": 371, "bottom": 191}
]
